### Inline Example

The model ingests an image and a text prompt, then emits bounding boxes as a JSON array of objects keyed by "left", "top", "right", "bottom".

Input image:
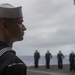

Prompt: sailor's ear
[
  {"left": 0, "top": 20, "right": 4, "bottom": 27},
  {"left": 0, "top": 20, "right": 8, "bottom": 29}
]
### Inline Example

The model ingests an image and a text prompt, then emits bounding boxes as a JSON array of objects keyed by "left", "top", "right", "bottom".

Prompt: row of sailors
[{"left": 34, "top": 50, "right": 75, "bottom": 72}]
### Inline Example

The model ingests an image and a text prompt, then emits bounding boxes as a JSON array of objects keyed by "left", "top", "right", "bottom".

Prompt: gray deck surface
[{"left": 27, "top": 65, "right": 75, "bottom": 75}]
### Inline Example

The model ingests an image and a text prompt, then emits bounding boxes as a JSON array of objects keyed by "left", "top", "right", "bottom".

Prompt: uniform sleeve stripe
[{"left": 8, "top": 63, "right": 24, "bottom": 67}]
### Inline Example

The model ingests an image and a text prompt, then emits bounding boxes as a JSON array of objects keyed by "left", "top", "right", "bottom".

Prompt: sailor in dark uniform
[
  {"left": 34, "top": 50, "right": 40, "bottom": 68},
  {"left": 69, "top": 51, "right": 75, "bottom": 71},
  {"left": 45, "top": 50, "right": 52, "bottom": 68},
  {"left": 57, "top": 51, "right": 64, "bottom": 69},
  {"left": 0, "top": 3, "right": 27, "bottom": 75}
]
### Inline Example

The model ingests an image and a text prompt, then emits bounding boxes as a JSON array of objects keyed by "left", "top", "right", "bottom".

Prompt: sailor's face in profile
[{"left": 5, "top": 18, "right": 26, "bottom": 41}]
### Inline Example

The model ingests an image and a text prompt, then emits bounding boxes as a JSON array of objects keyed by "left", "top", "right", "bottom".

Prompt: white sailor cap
[{"left": 0, "top": 3, "right": 23, "bottom": 18}]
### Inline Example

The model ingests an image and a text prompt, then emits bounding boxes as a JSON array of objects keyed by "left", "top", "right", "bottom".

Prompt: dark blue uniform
[
  {"left": 0, "top": 41, "right": 27, "bottom": 75},
  {"left": 57, "top": 52, "right": 64, "bottom": 69},
  {"left": 69, "top": 52, "right": 75, "bottom": 71},
  {"left": 34, "top": 51, "right": 40, "bottom": 68},
  {"left": 45, "top": 52, "right": 52, "bottom": 68}
]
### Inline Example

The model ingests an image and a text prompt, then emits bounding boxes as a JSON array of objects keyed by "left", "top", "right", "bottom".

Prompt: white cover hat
[{"left": 0, "top": 3, "right": 23, "bottom": 18}]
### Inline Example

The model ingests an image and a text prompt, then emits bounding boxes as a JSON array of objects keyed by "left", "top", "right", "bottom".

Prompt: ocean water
[{"left": 19, "top": 56, "right": 69, "bottom": 66}]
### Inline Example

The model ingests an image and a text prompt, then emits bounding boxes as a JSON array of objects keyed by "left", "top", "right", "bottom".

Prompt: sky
[{"left": 0, "top": 0, "right": 75, "bottom": 56}]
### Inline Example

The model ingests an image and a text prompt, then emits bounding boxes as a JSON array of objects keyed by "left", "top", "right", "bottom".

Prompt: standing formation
[{"left": 34, "top": 50, "right": 75, "bottom": 72}]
